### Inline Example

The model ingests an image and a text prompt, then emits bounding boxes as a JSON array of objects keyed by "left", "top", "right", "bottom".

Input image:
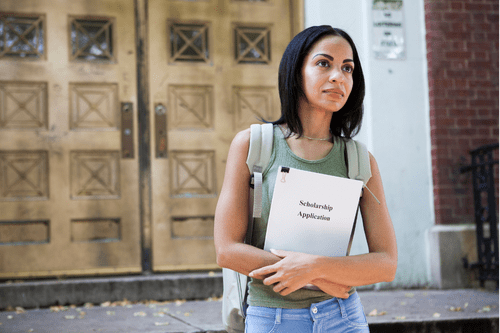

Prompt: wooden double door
[{"left": 0, "top": 0, "right": 302, "bottom": 278}]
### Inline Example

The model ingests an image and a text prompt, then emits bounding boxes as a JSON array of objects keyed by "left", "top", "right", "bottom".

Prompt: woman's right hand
[{"left": 311, "top": 278, "right": 350, "bottom": 299}]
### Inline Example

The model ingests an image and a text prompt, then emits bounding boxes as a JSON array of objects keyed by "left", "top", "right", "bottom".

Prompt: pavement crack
[{"left": 165, "top": 312, "right": 204, "bottom": 332}]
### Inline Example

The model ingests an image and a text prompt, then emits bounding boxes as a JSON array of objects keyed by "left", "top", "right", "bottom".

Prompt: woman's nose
[{"left": 329, "top": 68, "right": 344, "bottom": 83}]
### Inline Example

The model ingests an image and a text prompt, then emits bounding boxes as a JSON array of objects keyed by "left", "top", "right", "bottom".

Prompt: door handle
[
  {"left": 155, "top": 103, "right": 168, "bottom": 158},
  {"left": 121, "top": 102, "right": 134, "bottom": 159}
]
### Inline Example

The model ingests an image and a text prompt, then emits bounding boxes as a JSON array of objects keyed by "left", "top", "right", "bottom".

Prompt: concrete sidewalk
[{"left": 0, "top": 289, "right": 497, "bottom": 333}]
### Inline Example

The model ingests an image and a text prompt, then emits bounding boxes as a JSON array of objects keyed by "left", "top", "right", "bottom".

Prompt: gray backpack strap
[
  {"left": 246, "top": 123, "right": 274, "bottom": 218},
  {"left": 345, "top": 139, "right": 371, "bottom": 185},
  {"left": 345, "top": 138, "right": 375, "bottom": 255},
  {"left": 345, "top": 139, "right": 380, "bottom": 204}
]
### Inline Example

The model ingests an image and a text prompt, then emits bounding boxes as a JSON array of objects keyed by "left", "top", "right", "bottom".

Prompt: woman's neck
[{"left": 297, "top": 99, "right": 333, "bottom": 140}]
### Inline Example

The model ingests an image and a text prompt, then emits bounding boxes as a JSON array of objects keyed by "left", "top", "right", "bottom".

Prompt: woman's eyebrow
[
  {"left": 312, "top": 53, "right": 333, "bottom": 61},
  {"left": 312, "top": 53, "right": 354, "bottom": 63}
]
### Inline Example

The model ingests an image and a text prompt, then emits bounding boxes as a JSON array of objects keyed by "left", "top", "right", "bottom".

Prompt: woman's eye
[
  {"left": 317, "top": 60, "right": 329, "bottom": 68},
  {"left": 343, "top": 65, "right": 354, "bottom": 73}
]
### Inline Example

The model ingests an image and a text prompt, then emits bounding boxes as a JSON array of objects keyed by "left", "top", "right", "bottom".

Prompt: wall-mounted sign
[{"left": 372, "top": 0, "right": 405, "bottom": 60}]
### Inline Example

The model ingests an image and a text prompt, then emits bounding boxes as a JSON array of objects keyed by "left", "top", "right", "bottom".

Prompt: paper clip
[{"left": 281, "top": 167, "right": 290, "bottom": 183}]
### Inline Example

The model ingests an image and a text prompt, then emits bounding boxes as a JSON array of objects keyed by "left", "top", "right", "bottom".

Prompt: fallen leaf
[
  {"left": 84, "top": 303, "right": 94, "bottom": 309},
  {"left": 15, "top": 307, "right": 25, "bottom": 314},
  {"left": 464, "top": 303, "right": 469, "bottom": 309},
  {"left": 106, "top": 311, "right": 115, "bottom": 316},
  {"left": 101, "top": 302, "right": 111, "bottom": 308},
  {"left": 134, "top": 311, "right": 147, "bottom": 317},
  {"left": 477, "top": 306, "right": 492, "bottom": 313},
  {"left": 184, "top": 312, "right": 191, "bottom": 317},
  {"left": 367, "top": 309, "right": 387, "bottom": 317},
  {"left": 449, "top": 307, "right": 462, "bottom": 312},
  {"left": 394, "top": 316, "right": 406, "bottom": 320},
  {"left": 28, "top": 329, "right": 34, "bottom": 332},
  {"left": 155, "top": 322, "right": 170, "bottom": 326},
  {"left": 405, "top": 293, "right": 414, "bottom": 298},
  {"left": 208, "top": 271, "right": 215, "bottom": 276},
  {"left": 7, "top": 315, "right": 13, "bottom": 320},
  {"left": 175, "top": 300, "right": 186, "bottom": 306},
  {"left": 154, "top": 312, "right": 165, "bottom": 317},
  {"left": 433, "top": 313, "right": 441, "bottom": 318},
  {"left": 65, "top": 315, "right": 75, "bottom": 320},
  {"left": 400, "top": 301, "right": 407, "bottom": 306}
]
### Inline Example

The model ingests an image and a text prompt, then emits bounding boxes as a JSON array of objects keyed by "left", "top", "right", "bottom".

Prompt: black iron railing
[{"left": 460, "top": 143, "right": 499, "bottom": 288}]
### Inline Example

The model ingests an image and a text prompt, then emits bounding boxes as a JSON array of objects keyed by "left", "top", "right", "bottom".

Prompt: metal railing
[{"left": 460, "top": 143, "right": 499, "bottom": 288}]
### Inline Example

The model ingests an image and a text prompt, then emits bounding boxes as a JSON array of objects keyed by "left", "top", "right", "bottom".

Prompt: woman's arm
[
  {"left": 250, "top": 153, "right": 398, "bottom": 295},
  {"left": 214, "top": 129, "right": 280, "bottom": 275}
]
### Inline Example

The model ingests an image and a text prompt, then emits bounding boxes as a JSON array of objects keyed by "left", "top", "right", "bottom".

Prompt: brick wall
[{"left": 425, "top": 0, "right": 499, "bottom": 225}]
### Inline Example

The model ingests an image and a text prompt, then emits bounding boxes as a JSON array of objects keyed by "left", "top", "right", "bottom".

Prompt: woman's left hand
[{"left": 249, "top": 249, "right": 319, "bottom": 296}]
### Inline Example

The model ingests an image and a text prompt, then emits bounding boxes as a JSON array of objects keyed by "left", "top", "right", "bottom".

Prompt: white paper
[{"left": 264, "top": 166, "right": 363, "bottom": 257}]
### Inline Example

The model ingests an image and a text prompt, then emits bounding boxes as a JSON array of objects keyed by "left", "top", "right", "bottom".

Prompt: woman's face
[{"left": 301, "top": 35, "right": 354, "bottom": 113}]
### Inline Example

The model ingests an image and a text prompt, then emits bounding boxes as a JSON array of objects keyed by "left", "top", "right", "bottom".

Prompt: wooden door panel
[
  {"left": 0, "top": 0, "right": 141, "bottom": 278},
  {"left": 149, "top": 0, "right": 294, "bottom": 271}
]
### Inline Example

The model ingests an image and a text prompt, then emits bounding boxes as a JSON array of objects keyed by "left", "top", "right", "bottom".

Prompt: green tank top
[{"left": 248, "top": 125, "right": 350, "bottom": 309}]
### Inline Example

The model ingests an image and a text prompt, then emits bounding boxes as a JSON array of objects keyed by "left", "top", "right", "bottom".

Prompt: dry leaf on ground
[
  {"left": 477, "top": 306, "right": 492, "bottom": 313},
  {"left": 368, "top": 309, "right": 387, "bottom": 317},
  {"left": 155, "top": 322, "right": 170, "bottom": 326},
  {"left": 175, "top": 300, "right": 186, "bottom": 306},
  {"left": 134, "top": 311, "right": 147, "bottom": 317},
  {"left": 433, "top": 312, "right": 441, "bottom": 318},
  {"left": 394, "top": 316, "right": 406, "bottom": 320},
  {"left": 449, "top": 307, "right": 462, "bottom": 312}
]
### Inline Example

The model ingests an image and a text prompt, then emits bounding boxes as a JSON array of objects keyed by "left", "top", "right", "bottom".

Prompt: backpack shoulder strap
[
  {"left": 345, "top": 139, "right": 380, "bottom": 204},
  {"left": 345, "top": 139, "right": 371, "bottom": 185},
  {"left": 246, "top": 123, "right": 274, "bottom": 218}
]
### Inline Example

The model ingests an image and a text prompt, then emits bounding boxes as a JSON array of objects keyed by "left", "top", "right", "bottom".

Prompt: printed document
[{"left": 264, "top": 166, "right": 363, "bottom": 257}]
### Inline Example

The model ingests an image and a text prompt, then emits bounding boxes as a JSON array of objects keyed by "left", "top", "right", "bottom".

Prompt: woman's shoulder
[{"left": 231, "top": 128, "right": 251, "bottom": 150}]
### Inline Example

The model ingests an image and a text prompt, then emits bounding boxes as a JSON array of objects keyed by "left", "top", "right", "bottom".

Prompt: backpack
[{"left": 222, "top": 123, "right": 373, "bottom": 333}]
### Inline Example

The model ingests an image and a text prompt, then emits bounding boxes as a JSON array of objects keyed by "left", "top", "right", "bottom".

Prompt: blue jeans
[{"left": 245, "top": 292, "right": 369, "bottom": 332}]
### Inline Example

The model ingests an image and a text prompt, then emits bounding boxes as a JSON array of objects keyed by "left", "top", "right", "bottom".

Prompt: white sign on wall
[{"left": 372, "top": 0, "right": 405, "bottom": 60}]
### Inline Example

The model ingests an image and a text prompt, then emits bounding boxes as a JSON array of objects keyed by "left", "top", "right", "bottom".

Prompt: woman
[{"left": 215, "top": 25, "right": 397, "bottom": 332}]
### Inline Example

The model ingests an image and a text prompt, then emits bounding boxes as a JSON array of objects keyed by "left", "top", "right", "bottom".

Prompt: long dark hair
[{"left": 272, "top": 25, "right": 365, "bottom": 139}]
